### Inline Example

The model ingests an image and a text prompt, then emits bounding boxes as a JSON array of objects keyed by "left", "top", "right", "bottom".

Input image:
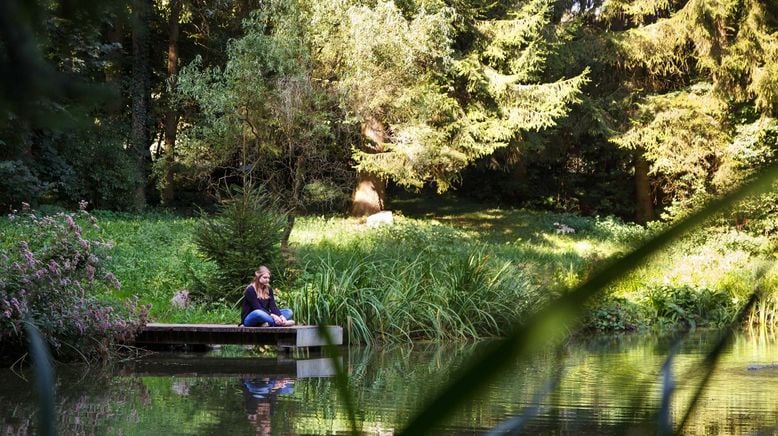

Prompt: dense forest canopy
[{"left": 1, "top": 0, "right": 776, "bottom": 229}]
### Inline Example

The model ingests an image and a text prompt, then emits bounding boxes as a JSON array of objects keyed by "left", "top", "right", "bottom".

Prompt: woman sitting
[{"left": 241, "top": 265, "right": 294, "bottom": 327}]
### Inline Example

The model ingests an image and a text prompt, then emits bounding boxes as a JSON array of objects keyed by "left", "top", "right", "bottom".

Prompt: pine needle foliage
[
  {"left": 608, "top": 0, "right": 777, "bottom": 112},
  {"left": 308, "top": 0, "right": 589, "bottom": 191},
  {"left": 586, "top": 0, "right": 778, "bottom": 218},
  {"left": 613, "top": 83, "right": 732, "bottom": 207},
  {"left": 193, "top": 185, "right": 287, "bottom": 300}
]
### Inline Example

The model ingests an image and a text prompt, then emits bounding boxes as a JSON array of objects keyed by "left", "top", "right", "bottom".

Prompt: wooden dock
[{"left": 134, "top": 323, "right": 343, "bottom": 348}]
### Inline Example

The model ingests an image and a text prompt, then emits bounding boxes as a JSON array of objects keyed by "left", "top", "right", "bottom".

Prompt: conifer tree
[
  {"left": 604, "top": 0, "right": 778, "bottom": 220},
  {"left": 316, "top": 0, "right": 589, "bottom": 214},
  {"left": 178, "top": 0, "right": 589, "bottom": 216}
]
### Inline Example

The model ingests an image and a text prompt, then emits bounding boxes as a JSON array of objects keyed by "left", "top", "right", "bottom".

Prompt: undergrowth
[{"left": 5, "top": 201, "right": 776, "bottom": 344}]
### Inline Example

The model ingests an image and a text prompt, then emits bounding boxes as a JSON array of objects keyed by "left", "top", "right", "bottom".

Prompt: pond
[{"left": 1, "top": 330, "right": 777, "bottom": 434}]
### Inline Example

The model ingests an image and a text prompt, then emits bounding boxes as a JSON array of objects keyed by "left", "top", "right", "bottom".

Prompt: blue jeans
[{"left": 244, "top": 308, "right": 293, "bottom": 327}]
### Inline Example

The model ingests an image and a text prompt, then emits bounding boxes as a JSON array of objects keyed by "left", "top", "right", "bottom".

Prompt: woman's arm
[
  {"left": 268, "top": 288, "right": 282, "bottom": 316},
  {"left": 244, "top": 285, "right": 261, "bottom": 312}
]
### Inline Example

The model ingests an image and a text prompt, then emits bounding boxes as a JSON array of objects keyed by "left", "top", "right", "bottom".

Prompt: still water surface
[{"left": 1, "top": 330, "right": 778, "bottom": 435}]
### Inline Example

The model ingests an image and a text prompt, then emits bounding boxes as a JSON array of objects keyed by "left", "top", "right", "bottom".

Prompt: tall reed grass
[
  {"left": 392, "top": 165, "right": 778, "bottom": 434},
  {"left": 289, "top": 221, "right": 539, "bottom": 344},
  {"left": 289, "top": 209, "right": 778, "bottom": 343}
]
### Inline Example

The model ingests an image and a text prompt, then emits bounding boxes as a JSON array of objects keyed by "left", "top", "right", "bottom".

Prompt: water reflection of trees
[
  {"left": 2, "top": 335, "right": 778, "bottom": 434},
  {"left": 294, "top": 335, "right": 778, "bottom": 433},
  {"left": 290, "top": 342, "right": 484, "bottom": 433},
  {"left": 0, "top": 365, "right": 149, "bottom": 434}
]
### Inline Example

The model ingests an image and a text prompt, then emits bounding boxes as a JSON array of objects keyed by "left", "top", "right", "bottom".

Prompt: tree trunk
[
  {"left": 350, "top": 118, "right": 387, "bottom": 217},
  {"left": 350, "top": 173, "right": 386, "bottom": 216},
  {"left": 281, "top": 154, "right": 305, "bottom": 261},
  {"left": 281, "top": 214, "right": 296, "bottom": 264},
  {"left": 634, "top": 150, "right": 655, "bottom": 224},
  {"left": 509, "top": 146, "right": 528, "bottom": 199},
  {"left": 161, "top": 0, "right": 181, "bottom": 205},
  {"left": 237, "top": 0, "right": 253, "bottom": 20},
  {"left": 130, "top": 0, "right": 153, "bottom": 210}
]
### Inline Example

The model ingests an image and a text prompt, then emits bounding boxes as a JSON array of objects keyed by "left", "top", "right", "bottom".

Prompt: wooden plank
[
  {"left": 297, "top": 325, "right": 343, "bottom": 348},
  {"left": 133, "top": 324, "right": 343, "bottom": 348}
]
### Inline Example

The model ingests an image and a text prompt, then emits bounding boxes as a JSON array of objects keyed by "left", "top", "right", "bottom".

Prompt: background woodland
[{"left": 2, "top": 0, "right": 775, "bottom": 233}]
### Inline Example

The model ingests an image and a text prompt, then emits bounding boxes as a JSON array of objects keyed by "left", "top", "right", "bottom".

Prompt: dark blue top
[{"left": 241, "top": 284, "right": 282, "bottom": 324}]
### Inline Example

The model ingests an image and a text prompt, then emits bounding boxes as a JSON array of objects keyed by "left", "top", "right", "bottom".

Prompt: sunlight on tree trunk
[
  {"left": 351, "top": 118, "right": 386, "bottom": 216},
  {"left": 350, "top": 172, "right": 386, "bottom": 217}
]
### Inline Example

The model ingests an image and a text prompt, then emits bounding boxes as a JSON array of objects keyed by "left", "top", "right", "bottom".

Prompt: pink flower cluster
[{"left": 1, "top": 203, "right": 148, "bottom": 361}]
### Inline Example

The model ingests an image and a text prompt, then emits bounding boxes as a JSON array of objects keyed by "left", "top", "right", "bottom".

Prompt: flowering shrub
[{"left": 0, "top": 202, "right": 148, "bottom": 363}]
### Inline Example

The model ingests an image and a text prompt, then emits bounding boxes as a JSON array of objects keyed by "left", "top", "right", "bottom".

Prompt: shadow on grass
[{"left": 393, "top": 166, "right": 778, "bottom": 435}]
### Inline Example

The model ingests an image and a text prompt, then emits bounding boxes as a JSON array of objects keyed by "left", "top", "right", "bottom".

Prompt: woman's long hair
[{"left": 252, "top": 266, "right": 271, "bottom": 298}]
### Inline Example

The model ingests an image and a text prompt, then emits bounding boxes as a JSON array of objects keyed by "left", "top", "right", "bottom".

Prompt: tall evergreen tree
[
  {"left": 603, "top": 0, "right": 778, "bottom": 220},
  {"left": 314, "top": 0, "right": 590, "bottom": 215}
]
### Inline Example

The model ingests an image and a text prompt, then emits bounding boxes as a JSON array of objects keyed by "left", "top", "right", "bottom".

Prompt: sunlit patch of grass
[
  {"left": 291, "top": 209, "right": 631, "bottom": 296},
  {"left": 12, "top": 191, "right": 770, "bottom": 333},
  {"left": 610, "top": 228, "right": 774, "bottom": 301}
]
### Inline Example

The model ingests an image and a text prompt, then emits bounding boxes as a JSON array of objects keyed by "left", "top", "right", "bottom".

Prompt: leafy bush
[
  {"left": 645, "top": 285, "right": 735, "bottom": 329},
  {"left": 60, "top": 132, "right": 141, "bottom": 211},
  {"left": 0, "top": 204, "right": 148, "bottom": 363},
  {"left": 1, "top": 128, "right": 141, "bottom": 212},
  {"left": 0, "top": 160, "right": 46, "bottom": 209},
  {"left": 193, "top": 185, "right": 287, "bottom": 301},
  {"left": 302, "top": 180, "right": 351, "bottom": 213},
  {"left": 581, "top": 297, "right": 649, "bottom": 332}
]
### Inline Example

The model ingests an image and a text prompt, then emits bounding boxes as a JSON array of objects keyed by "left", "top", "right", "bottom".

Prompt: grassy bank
[
  {"left": 87, "top": 211, "right": 235, "bottom": 323},
  {"left": 2, "top": 197, "right": 776, "bottom": 343},
  {"left": 287, "top": 201, "right": 640, "bottom": 342}
]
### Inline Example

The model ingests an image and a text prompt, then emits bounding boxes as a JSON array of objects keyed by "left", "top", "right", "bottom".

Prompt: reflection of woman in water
[
  {"left": 241, "top": 266, "right": 295, "bottom": 327},
  {"left": 241, "top": 377, "right": 294, "bottom": 435}
]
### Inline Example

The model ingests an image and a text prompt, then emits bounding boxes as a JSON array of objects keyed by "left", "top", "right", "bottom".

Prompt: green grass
[
  {"left": 288, "top": 211, "right": 615, "bottom": 342},
  {"left": 6, "top": 179, "right": 778, "bottom": 434},
  {"left": 3, "top": 194, "right": 775, "bottom": 336},
  {"left": 289, "top": 194, "right": 777, "bottom": 339},
  {"left": 85, "top": 210, "right": 226, "bottom": 322}
]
